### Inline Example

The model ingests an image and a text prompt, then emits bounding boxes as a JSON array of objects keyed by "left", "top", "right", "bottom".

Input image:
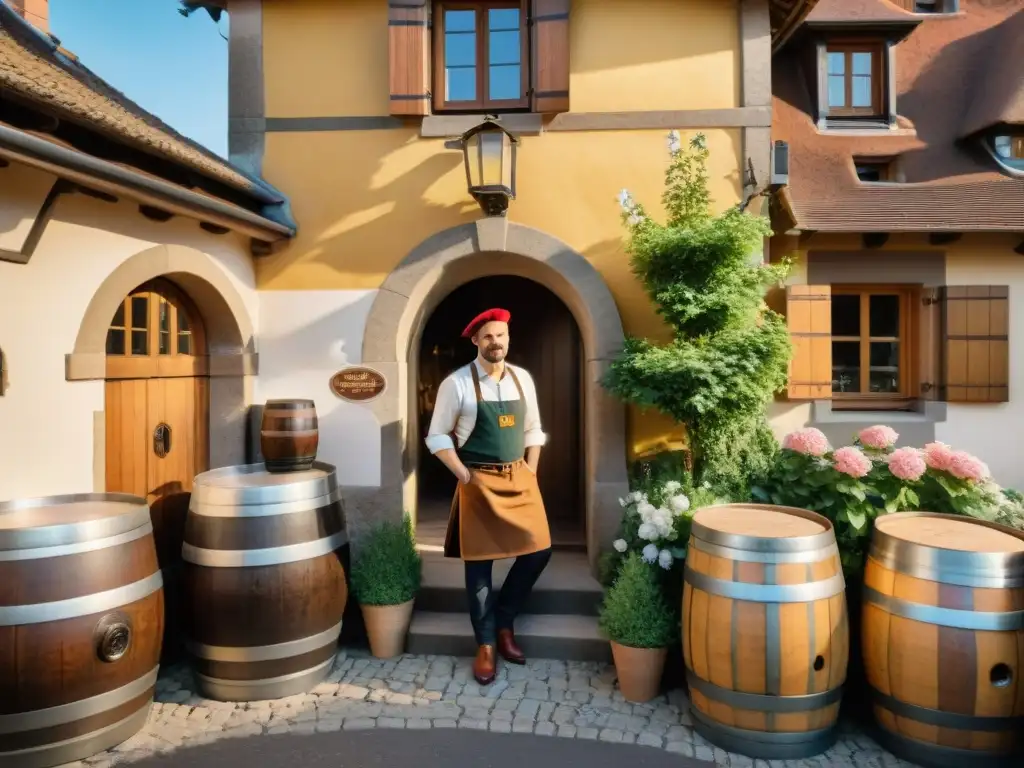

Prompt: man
[{"left": 425, "top": 308, "right": 552, "bottom": 685}]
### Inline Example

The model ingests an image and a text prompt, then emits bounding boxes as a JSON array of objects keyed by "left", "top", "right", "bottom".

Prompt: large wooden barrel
[
  {"left": 682, "top": 504, "right": 849, "bottom": 759},
  {"left": 863, "top": 512, "right": 1024, "bottom": 767},
  {"left": 181, "top": 462, "right": 348, "bottom": 701},
  {"left": 0, "top": 494, "right": 164, "bottom": 768},
  {"left": 260, "top": 399, "right": 318, "bottom": 473}
]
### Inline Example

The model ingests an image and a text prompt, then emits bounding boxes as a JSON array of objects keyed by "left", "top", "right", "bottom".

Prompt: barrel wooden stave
[
  {"left": 182, "top": 463, "right": 348, "bottom": 702},
  {"left": 0, "top": 495, "right": 164, "bottom": 768},
  {"left": 682, "top": 504, "right": 848, "bottom": 760},
  {"left": 260, "top": 399, "right": 319, "bottom": 473},
  {"left": 862, "top": 512, "right": 1024, "bottom": 766}
]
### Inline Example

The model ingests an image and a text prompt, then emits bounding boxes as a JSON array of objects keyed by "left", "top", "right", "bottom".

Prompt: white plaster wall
[
  {"left": 0, "top": 167, "right": 258, "bottom": 502},
  {"left": 254, "top": 290, "right": 380, "bottom": 486},
  {"left": 936, "top": 253, "right": 1024, "bottom": 491}
]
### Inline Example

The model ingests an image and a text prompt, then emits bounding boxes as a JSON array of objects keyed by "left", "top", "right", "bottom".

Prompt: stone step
[
  {"left": 407, "top": 611, "right": 612, "bottom": 663},
  {"left": 415, "top": 550, "right": 603, "bottom": 617}
]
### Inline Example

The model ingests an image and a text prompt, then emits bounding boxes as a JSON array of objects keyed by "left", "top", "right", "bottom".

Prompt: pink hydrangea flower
[
  {"left": 782, "top": 428, "right": 830, "bottom": 457},
  {"left": 948, "top": 451, "right": 989, "bottom": 482},
  {"left": 858, "top": 425, "right": 899, "bottom": 450},
  {"left": 923, "top": 442, "right": 955, "bottom": 472},
  {"left": 833, "top": 446, "right": 872, "bottom": 478},
  {"left": 887, "top": 447, "right": 927, "bottom": 482}
]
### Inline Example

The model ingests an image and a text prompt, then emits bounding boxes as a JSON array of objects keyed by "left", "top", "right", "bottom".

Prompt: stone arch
[
  {"left": 66, "top": 243, "right": 257, "bottom": 473},
  {"left": 355, "top": 219, "right": 629, "bottom": 568}
]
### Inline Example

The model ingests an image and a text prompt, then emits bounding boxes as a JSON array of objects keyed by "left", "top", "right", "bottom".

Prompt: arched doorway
[
  {"left": 416, "top": 275, "right": 585, "bottom": 549},
  {"left": 103, "top": 278, "right": 210, "bottom": 570}
]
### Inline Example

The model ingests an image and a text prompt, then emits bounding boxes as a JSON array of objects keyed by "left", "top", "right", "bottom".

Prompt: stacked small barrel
[{"left": 180, "top": 399, "right": 350, "bottom": 701}]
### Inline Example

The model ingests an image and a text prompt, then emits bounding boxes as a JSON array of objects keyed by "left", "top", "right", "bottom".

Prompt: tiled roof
[
  {"left": 773, "top": 0, "right": 1024, "bottom": 232},
  {"left": 805, "top": 0, "right": 917, "bottom": 25}
]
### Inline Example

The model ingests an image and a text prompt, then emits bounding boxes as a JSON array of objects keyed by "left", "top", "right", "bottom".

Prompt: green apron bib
[{"left": 458, "top": 363, "right": 527, "bottom": 465}]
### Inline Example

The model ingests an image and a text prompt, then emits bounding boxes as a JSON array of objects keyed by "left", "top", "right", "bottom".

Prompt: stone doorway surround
[
  {"left": 64, "top": 244, "right": 258, "bottom": 486},
  {"left": 353, "top": 219, "right": 630, "bottom": 569}
]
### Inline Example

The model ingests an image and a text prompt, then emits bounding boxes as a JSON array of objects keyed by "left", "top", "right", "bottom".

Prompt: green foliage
[
  {"left": 606, "top": 134, "right": 792, "bottom": 497},
  {"left": 350, "top": 516, "right": 422, "bottom": 606},
  {"left": 598, "top": 553, "right": 676, "bottom": 649}
]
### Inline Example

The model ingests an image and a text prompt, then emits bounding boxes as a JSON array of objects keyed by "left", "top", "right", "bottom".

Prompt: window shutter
[
  {"left": 939, "top": 286, "right": 1009, "bottom": 403},
  {"left": 531, "top": 0, "right": 570, "bottom": 114},
  {"left": 389, "top": 0, "right": 431, "bottom": 116},
  {"left": 786, "top": 285, "right": 833, "bottom": 400}
]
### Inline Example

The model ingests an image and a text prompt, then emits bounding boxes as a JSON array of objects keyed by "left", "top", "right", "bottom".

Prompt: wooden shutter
[
  {"left": 531, "top": 0, "right": 570, "bottom": 114},
  {"left": 389, "top": 0, "right": 431, "bottom": 116},
  {"left": 939, "top": 286, "right": 1009, "bottom": 403},
  {"left": 786, "top": 285, "right": 833, "bottom": 400}
]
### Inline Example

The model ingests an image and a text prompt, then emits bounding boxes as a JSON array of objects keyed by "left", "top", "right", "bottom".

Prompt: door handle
[{"left": 153, "top": 423, "right": 171, "bottom": 458}]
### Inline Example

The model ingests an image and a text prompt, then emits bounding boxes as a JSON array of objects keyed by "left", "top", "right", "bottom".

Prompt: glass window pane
[
  {"left": 832, "top": 341, "right": 861, "bottom": 393},
  {"left": 111, "top": 302, "right": 125, "bottom": 328},
  {"left": 178, "top": 332, "right": 192, "bottom": 355},
  {"left": 852, "top": 52, "right": 873, "bottom": 76},
  {"left": 178, "top": 309, "right": 189, "bottom": 333},
  {"left": 851, "top": 75, "right": 873, "bottom": 108},
  {"left": 131, "top": 329, "right": 148, "bottom": 356},
  {"left": 827, "top": 52, "right": 845, "bottom": 75},
  {"left": 869, "top": 370, "right": 900, "bottom": 394},
  {"left": 489, "top": 64, "right": 521, "bottom": 101},
  {"left": 489, "top": 30, "right": 520, "bottom": 65},
  {"left": 828, "top": 75, "right": 846, "bottom": 108},
  {"left": 130, "top": 296, "right": 148, "bottom": 330},
  {"left": 489, "top": 8, "right": 519, "bottom": 30},
  {"left": 446, "top": 67, "right": 476, "bottom": 101},
  {"left": 831, "top": 294, "right": 860, "bottom": 337},
  {"left": 869, "top": 295, "right": 900, "bottom": 337},
  {"left": 159, "top": 332, "right": 171, "bottom": 355},
  {"left": 106, "top": 328, "right": 125, "bottom": 355},
  {"left": 870, "top": 341, "right": 899, "bottom": 368},
  {"left": 159, "top": 300, "right": 170, "bottom": 333},
  {"left": 445, "top": 31, "right": 476, "bottom": 67},
  {"left": 445, "top": 9, "right": 475, "bottom": 31}
]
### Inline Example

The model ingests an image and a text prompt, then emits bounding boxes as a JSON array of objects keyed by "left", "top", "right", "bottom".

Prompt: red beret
[{"left": 461, "top": 308, "right": 511, "bottom": 338}]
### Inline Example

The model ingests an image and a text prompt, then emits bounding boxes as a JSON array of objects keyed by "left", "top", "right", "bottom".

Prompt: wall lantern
[{"left": 446, "top": 117, "right": 519, "bottom": 217}]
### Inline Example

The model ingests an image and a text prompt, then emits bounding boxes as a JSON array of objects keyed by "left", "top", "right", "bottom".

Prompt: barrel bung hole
[
  {"left": 813, "top": 655, "right": 825, "bottom": 672},
  {"left": 990, "top": 664, "right": 1013, "bottom": 688}
]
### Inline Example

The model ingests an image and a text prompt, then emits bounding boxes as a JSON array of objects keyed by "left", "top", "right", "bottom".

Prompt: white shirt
[{"left": 425, "top": 359, "right": 547, "bottom": 455}]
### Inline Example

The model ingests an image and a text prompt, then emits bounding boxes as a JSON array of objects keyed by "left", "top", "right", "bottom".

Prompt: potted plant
[
  {"left": 598, "top": 552, "right": 676, "bottom": 703},
  {"left": 351, "top": 516, "right": 422, "bottom": 659}
]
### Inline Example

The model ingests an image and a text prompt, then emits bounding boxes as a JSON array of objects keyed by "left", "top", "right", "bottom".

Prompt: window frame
[
  {"left": 830, "top": 285, "right": 917, "bottom": 410},
  {"left": 432, "top": 0, "right": 530, "bottom": 113},
  {"left": 825, "top": 41, "right": 885, "bottom": 119}
]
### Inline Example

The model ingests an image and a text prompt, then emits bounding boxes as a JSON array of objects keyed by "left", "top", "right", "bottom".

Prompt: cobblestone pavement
[{"left": 67, "top": 650, "right": 919, "bottom": 768}]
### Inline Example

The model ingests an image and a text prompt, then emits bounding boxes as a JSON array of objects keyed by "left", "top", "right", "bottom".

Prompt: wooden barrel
[
  {"left": 181, "top": 462, "right": 348, "bottom": 702},
  {"left": 260, "top": 399, "right": 318, "bottom": 473},
  {"left": 863, "top": 512, "right": 1024, "bottom": 767},
  {"left": 682, "top": 503, "right": 848, "bottom": 760},
  {"left": 0, "top": 494, "right": 164, "bottom": 768}
]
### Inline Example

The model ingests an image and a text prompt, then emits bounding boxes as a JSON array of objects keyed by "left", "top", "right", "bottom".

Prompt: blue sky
[{"left": 50, "top": 0, "right": 229, "bottom": 157}]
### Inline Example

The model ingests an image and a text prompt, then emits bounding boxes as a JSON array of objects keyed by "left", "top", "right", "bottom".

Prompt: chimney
[{"left": 9, "top": 0, "right": 49, "bottom": 34}]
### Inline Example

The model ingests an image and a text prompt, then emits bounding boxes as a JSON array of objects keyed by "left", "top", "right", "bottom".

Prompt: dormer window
[
  {"left": 890, "top": 0, "right": 959, "bottom": 12},
  {"left": 826, "top": 43, "right": 884, "bottom": 118},
  {"left": 855, "top": 160, "right": 892, "bottom": 182},
  {"left": 994, "top": 136, "right": 1024, "bottom": 162}
]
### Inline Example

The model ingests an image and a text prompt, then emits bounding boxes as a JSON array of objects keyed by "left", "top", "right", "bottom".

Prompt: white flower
[
  {"left": 618, "top": 497, "right": 627, "bottom": 508},
  {"left": 663, "top": 480, "right": 682, "bottom": 494},
  {"left": 617, "top": 188, "right": 633, "bottom": 211},
  {"left": 637, "top": 522, "right": 659, "bottom": 542},
  {"left": 666, "top": 129, "right": 681, "bottom": 155},
  {"left": 658, "top": 549, "right": 674, "bottom": 570},
  {"left": 627, "top": 212, "right": 645, "bottom": 227},
  {"left": 613, "top": 538, "right": 628, "bottom": 553},
  {"left": 669, "top": 494, "right": 690, "bottom": 514},
  {"left": 641, "top": 543, "right": 659, "bottom": 563},
  {"left": 636, "top": 501, "right": 657, "bottom": 522}
]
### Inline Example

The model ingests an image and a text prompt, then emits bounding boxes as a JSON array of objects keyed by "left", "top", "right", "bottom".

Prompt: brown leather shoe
[
  {"left": 473, "top": 644, "right": 497, "bottom": 685},
  {"left": 497, "top": 629, "right": 526, "bottom": 665}
]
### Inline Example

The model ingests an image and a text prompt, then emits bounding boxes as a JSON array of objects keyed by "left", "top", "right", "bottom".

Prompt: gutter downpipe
[{"left": 0, "top": 122, "right": 296, "bottom": 242}]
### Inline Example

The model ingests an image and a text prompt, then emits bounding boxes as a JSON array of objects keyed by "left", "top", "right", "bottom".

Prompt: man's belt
[{"left": 465, "top": 460, "right": 522, "bottom": 472}]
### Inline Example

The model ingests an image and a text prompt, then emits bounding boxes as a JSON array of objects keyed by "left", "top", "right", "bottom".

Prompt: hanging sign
[{"left": 329, "top": 366, "right": 387, "bottom": 402}]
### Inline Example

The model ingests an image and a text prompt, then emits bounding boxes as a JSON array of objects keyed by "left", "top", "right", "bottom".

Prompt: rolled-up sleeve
[
  {"left": 425, "top": 376, "right": 460, "bottom": 454},
  {"left": 520, "top": 369, "right": 547, "bottom": 448}
]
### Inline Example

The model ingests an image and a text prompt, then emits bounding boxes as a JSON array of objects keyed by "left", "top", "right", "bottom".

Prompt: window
[
  {"left": 994, "top": 135, "right": 1024, "bottom": 161},
  {"left": 826, "top": 44, "right": 883, "bottom": 118},
  {"left": 831, "top": 287, "right": 914, "bottom": 406},
  {"left": 433, "top": 1, "right": 528, "bottom": 111},
  {"left": 855, "top": 160, "right": 892, "bottom": 182}
]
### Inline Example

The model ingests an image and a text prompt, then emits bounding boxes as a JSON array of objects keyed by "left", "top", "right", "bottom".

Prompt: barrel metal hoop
[
  {"left": 186, "top": 621, "right": 342, "bottom": 662},
  {"left": 868, "top": 686, "right": 1023, "bottom": 732},
  {"left": 684, "top": 568, "right": 845, "bottom": 603},
  {"left": 688, "top": 706, "right": 839, "bottom": 760},
  {"left": 871, "top": 720, "right": 1023, "bottom": 768},
  {"left": 0, "top": 571, "right": 163, "bottom": 626},
  {"left": 862, "top": 587, "right": 1024, "bottom": 630},
  {"left": 872, "top": 511, "right": 1024, "bottom": 573},
  {"left": 0, "top": 523, "right": 154, "bottom": 562},
  {"left": 191, "top": 462, "right": 338, "bottom": 506},
  {"left": 0, "top": 666, "right": 158, "bottom": 734},
  {"left": 0, "top": 706, "right": 152, "bottom": 767},
  {"left": 189, "top": 489, "right": 343, "bottom": 519},
  {"left": 691, "top": 505, "right": 836, "bottom": 553},
  {"left": 690, "top": 537, "right": 839, "bottom": 565},
  {"left": 194, "top": 657, "right": 335, "bottom": 701},
  {"left": 261, "top": 429, "right": 319, "bottom": 437},
  {"left": 867, "top": 546, "right": 1024, "bottom": 589},
  {"left": 0, "top": 505, "right": 151, "bottom": 552},
  {"left": 182, "top": 530, "right": 349, "bottom": 568},
  {"left": 686, "top": 672, "right": 843, "bottom": 713}
]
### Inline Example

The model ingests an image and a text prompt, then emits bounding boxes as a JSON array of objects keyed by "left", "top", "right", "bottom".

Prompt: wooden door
[{"left": 104, "top": 279, "right": 209, "bottom": 569}]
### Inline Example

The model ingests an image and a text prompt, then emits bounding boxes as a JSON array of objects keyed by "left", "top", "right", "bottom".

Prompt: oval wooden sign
[{"left": 330, "top": 367, "right": 387, "bottom": 402}]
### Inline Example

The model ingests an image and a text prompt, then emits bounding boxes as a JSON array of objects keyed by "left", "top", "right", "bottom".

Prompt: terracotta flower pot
[
  {"left": 361, "top": 599, "right": 415, "bottom": 659},
  {"left": 610, "top": 642, "right": 668, "bottom": 703}
]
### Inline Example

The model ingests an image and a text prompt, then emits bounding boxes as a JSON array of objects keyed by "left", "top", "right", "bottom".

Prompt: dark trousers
[{"left": 464, "top": 548, "right": 552, "bottom": 646}]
